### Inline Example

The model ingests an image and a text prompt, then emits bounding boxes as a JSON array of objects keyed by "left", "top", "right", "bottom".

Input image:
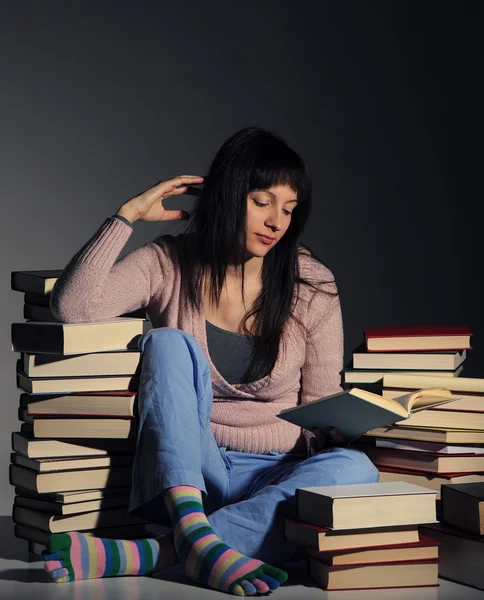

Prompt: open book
[{"left": 277, "top": 387, "right": 457, "bottom": 439}]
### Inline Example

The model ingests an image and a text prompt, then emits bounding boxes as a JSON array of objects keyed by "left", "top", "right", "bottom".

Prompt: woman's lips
[{"left": 256, "top": 234, "right": 275, "bottom": 244}]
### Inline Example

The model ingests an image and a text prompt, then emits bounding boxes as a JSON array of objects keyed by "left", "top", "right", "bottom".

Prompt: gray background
[{"left": 0, "top": 1, "right": 482, "bottom": 515}]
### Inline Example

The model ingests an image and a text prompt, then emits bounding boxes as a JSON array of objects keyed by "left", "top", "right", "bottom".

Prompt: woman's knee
[
  {"left": 310, "top": 447, "right": 379, "bottom": 485},
  {"left": 139, "top": 327, "right": 203, "bottom": 360},
  {"left": 138, "top": 327, "right": 209, "bottom": 377},
  {"left": 341, "top": 448, "right": 379, "bottom": 484},
  {"left": 139, "top": 327, "right": 185, "bottom": 352}
]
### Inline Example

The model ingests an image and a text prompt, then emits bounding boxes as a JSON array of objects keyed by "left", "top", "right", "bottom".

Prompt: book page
[{"left": 391, "top": 388, "right": 456, "bottom": 413}]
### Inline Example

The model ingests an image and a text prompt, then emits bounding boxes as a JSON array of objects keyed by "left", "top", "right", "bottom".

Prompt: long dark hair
[{"left": 176, "top": 126, "right": 336, "bottom": 386}]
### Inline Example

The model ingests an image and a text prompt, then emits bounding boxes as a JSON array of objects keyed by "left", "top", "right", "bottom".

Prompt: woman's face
[{"left": 245, "top": 184, "right": 298, "bottom": 258}]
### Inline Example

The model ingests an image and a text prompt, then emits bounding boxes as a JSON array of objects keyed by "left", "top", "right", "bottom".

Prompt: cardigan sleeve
[
  {"left": 299, "top": 276, "right": 344, "bottom": 456},
  {"left": 50, "top": 216, "right": 173, "bottom": 323}
]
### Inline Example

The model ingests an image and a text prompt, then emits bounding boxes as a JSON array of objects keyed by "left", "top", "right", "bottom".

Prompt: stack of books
[
  {"left": 419, "top": 482, "right": 484, "bottom": 590},
  {"left": 360, "top": 373, "right": 484, "bottom": 499},
  {"left": 284, "top": 481, "right": 440, "bottom": 591},
  {"left": 343, "top": 325, "right": 471, "bottom": 387},
  {"left": 10, "top": 270, "right": 149, "bottom": 555},
  {"left": 341, "top": 324, "right": 482, "bottom": 499}
]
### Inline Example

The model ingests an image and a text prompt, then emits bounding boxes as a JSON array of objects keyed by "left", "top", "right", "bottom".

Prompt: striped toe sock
[
  {"left": 42, "top": 531, "right": 176, "bottom": 582},
  {"left": 164, "top": 485, "right": 288, "bottom": 596}
]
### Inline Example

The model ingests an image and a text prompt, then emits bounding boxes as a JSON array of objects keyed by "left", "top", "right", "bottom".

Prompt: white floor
[{"left": 0, "top": 517, "right": 483, "bottom": 600}]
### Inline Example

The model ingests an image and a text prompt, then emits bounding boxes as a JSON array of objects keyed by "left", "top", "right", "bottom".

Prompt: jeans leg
[
  {"left": 128, "top": 327, "right": 230, "bottom": 525},
  {"left": 207, "top": 447, "right": 379, "bottom": 565}
]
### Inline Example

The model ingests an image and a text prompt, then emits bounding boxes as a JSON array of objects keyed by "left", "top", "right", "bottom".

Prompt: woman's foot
[
  {"left": 42, "top": 531, "right": 176, "bottom": 582},
  {"left": 165, "top": 485, "right": 288, "bottom": 596}
]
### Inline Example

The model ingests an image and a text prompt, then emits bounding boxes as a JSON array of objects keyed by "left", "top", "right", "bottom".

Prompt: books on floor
[
  {"left": 286, "top": 481, "right": 439, "bottom": 591},
  {"left": 9, "top": 269, "right": 150, "bottom": 551}
]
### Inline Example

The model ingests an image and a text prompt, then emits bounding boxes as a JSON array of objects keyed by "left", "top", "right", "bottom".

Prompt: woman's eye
[{"left": 253, "top": 199, "right": 293, "bottom": 216}]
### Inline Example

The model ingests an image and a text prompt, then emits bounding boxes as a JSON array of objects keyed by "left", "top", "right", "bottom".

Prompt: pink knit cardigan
[{"left": 50, "top": 217, "right": 344, "bottom": 455}]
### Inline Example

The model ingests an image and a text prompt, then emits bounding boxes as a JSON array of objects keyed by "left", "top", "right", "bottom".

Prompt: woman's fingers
[
  {"left": 328, "top": 426, "right": 345, "bottom": 445},
  {"left": 309, "top": 426, "right": 346, "bottom": 454},
  {"left": 165, "top": 184, "right": 201, "bottom": 197},
  {"left": 162, "top": 209, "right": 190, "bottom": 221}
]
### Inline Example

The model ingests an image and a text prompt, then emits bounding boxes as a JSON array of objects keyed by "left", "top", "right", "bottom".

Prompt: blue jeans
[{"left": 128, "top": 327, "right": 379, "bottom": 566}]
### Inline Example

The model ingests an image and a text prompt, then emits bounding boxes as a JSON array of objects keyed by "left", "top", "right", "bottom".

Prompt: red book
[{"left": 364, "top": 325, "right": 472, "bottom": 352}]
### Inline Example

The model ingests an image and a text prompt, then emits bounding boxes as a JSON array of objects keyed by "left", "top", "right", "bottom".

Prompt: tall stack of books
[
  {"left": 341, "top": 325, "right": 483, "bottom": 500},
  {"left": 10, "top": 270, "right": 150, "bottom": 556},
  {"left": 284, "top": 481, "right": 440, "bottom": 591},
  {"left": 361, "top": 372, "right": 484, "bottom": 500}
]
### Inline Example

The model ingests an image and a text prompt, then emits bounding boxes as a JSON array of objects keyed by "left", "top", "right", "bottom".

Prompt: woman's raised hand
[{"left": 116, "top": 175, "right": 204, "bottom": 223}]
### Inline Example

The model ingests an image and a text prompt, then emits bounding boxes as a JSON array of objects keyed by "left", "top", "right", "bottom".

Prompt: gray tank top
[{"left": 205, "top": 320, "right": 262, "bottom": 384}]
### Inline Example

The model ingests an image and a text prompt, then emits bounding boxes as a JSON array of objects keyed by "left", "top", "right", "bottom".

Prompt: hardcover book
[
  {"left": 11, "top": 270, "right": 62, "bottom": 295},
  {"left": 21, "top": 350, "right": 141, "bottom": 377},
  {"left": 11, "top": 318, "right": 146, "bottom": 355},
  {"left": 308, "top": 557, "right": 439, "bottom": 590},
  {"left": 296, "top": 481, "right": 437, "bottom": 529},
  {"left": 306, "top": 535, "right": 439, "bottom": 566},
  {"left": 441, "top": 482, "right": 484, "bottom": 535},
  {"left": 12, "top": 431, "right": 135, "bottom": 459},
  {"left": 364, "top": 325, "right": 472, "bottom": 352},
  {"left": 352, "top": 345, "right": 467, "bottom": 370},
  {"left": 277, "top": 387, "right": 455, "bottom": 439},
  {"left": 283, "top": 519, "right": 420, "bottom": 552}
]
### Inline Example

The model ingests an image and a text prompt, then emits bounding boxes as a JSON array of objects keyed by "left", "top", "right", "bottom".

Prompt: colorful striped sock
[
  {"left": 165, "top": 485, "right": 288, "bottom": 596},
  {"left": 41, "top": 531, "right": 176, "bottom": 582}
]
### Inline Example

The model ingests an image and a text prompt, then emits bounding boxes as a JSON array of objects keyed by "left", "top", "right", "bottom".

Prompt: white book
[
  {"left": 375, "top": 438, "right": 484, "bottom": 455},
  {"left": 22, "top": 350, "right": 141, "bottom": 377},
  {"left": 297, "top": 481, "right": 437, "bottom": 530}
]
